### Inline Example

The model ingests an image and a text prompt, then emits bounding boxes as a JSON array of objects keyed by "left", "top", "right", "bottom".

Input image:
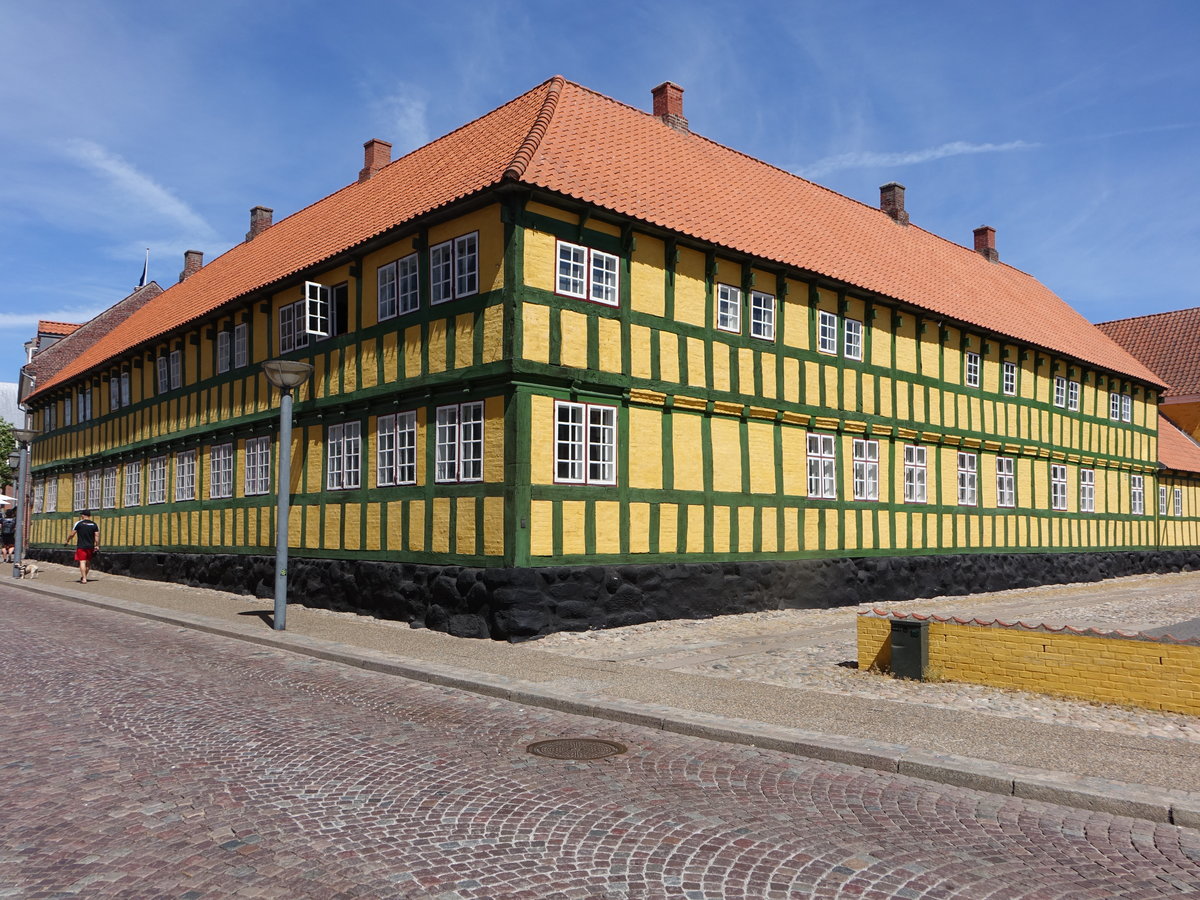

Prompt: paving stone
[{"left": 2, "top": 587, "right": 1200, "bottom": 898}]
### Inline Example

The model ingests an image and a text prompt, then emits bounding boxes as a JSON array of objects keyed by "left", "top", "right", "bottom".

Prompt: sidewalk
[{"left": 11, "top": 561, "right": 1200, "bottom": 828}]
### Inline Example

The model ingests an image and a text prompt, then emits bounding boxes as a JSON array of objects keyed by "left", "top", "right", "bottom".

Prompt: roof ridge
[
  {"left": 504, "top": 75, "right": 564, "bottom": 181},
  {"left": 1097, "top": 305, "right": 1200, "bottom": 327}
]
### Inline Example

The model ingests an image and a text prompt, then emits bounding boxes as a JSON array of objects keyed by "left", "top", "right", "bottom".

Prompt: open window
[{"left": 303, "top": 281, "right": 331, "bottom": 338}]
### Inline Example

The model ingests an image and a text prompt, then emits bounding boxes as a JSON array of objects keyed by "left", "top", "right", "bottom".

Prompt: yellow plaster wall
[{"left": 858, "top": 615, "right": 1200, "bottom": 715}]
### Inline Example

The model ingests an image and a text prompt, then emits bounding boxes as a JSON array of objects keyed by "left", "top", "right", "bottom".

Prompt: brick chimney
[
  {"left": 651, "top": 82, "right": 688, "bottom": 133},
  {"left": 179, "top": 250, "right": 203, "bottom": 282},
  {"left": 880, "top": 183, "right": 909, "bottom": 225},
  {"left": 973, "top": 226, "right": 999, "bottom": 262},
  {"left": 358, "top": 138, "right": 392, "bottom": 182},
  {"left": 246, "top": 206, "right": 273, "bottom": 241}
]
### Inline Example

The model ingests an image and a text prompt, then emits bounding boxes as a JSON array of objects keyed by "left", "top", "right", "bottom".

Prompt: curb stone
[{"left": 14, "top": 579, "right": 1200, "bottom": 828}]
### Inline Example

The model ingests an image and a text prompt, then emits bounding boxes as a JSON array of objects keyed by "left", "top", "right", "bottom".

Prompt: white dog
[{"left": 16, "top": 562, "right": 39, "bottom": 580}]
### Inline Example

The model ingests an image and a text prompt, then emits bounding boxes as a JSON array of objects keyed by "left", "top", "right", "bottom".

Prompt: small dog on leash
[{"left": 15, "top": 562, "right": 39, "bottom": 580}]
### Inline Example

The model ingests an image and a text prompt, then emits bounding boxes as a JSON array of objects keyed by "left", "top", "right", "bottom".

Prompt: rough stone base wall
[{"left": 30, "top": 548, "right": 1200, "bottom": 642}]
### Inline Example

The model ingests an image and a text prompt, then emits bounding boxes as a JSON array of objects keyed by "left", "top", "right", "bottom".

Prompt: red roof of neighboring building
[
  {"left": 1096, "top": 308, "right": 1200, "bottom": 397},
  {"left": 37, "top": 321, "right": 80, "bottom": 336},
  {"left": 1158, "top": 414, "right": 1200, "bottom": 473},
  {"left": 28, "top": 76, "right": 1164, "bottom": 400}
]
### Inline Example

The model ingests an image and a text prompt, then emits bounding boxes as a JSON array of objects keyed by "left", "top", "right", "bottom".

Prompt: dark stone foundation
[{"left": 31, "top": 548, "right": 1200, "bottom": 642}]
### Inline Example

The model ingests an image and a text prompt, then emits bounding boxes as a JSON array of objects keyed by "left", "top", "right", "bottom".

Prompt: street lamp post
[
  {"left": 11, "top": 428, "right": 36, "bottom": 579},
  {"left": 261, "top": 360, "right": 313, "bottom": 631}
]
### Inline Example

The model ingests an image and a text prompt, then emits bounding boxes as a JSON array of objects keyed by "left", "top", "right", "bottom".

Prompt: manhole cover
[{"left": 527, "top": 738, "right": 627, "bottom": 760}]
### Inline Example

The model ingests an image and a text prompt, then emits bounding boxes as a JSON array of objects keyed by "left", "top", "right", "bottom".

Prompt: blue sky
[{"left": 2, "top": 0, "right": 1198, "bottom": 380}]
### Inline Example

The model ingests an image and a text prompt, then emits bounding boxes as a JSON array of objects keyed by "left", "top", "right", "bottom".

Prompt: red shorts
[{"left": 74, "top": 548, "right": 96, "bottom": 562}]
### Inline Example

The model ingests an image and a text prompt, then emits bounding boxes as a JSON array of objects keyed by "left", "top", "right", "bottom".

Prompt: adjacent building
[{"left": 20, "top": 77, "right": 1198, "bottom": 637}]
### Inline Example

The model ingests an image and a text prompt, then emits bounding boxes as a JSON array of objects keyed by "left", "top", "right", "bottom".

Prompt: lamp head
[{"left": 261, "top": 359, "right": 314, "bottom": 391}]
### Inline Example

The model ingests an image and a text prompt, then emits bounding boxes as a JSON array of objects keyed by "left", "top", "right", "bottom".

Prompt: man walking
[{"left": 64, "top": 510, "right": 100, "bottom": 584}]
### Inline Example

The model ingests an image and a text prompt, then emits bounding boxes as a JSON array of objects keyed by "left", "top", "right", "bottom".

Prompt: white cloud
[
  {"left": 372, "top": 87, "right": 430, "bottom": 155},
  {"left": 0, "top": 308, "right": 105, "bottom": 328},
  {"left": 798, "top": 140, "right": 1039, "bottom": 179},
  {"left": 62, "top": 139, "right": 215, "bottom": 237}
]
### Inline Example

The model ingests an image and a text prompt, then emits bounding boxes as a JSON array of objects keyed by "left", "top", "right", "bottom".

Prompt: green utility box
[{"left": 889, "top": 618, "right": 928, "bottom": 681}]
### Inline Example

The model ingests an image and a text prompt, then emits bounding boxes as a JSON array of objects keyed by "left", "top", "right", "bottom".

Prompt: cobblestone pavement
[
  {"left": 4, "top": 589, "right": 1200, "bottom": 899},
  {"left": 535, "top": 571, "right": 1200, "bottom": 742}
]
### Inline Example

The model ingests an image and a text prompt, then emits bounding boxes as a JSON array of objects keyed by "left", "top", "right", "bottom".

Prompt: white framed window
[
  {"left": 1110, "top": 391, "right": 1121, "bottom": 421},
  {"left": 1067, "top": 381, "right": 1080, "bottom": 412},
  {"left": 169, "top": 349, "right": 182, "bottom": 390},
  {"left": 1080, "top": 468, "right": 1095, "bottom": 513},
  {"left": 124, "top": 460, "right": 141, "bottom": 508},
  {"left": 377, "top": 259, "right": 398, "bottom": 321},
  {"left": 1131, "top": 474, "right": 1145, "bottom": 516},
  {"left": 148, "top": 456, "right": 167, "bottom": 505},
  {"left": 278, "top": 300, "right": 311, "bottom": 354},
  {"left": 818, "top": 310, "right": 838, "bottom": 355},
  {"left": 903, "top": 445, "right": 927, "bottom": 504},
  {"left": 957, "top": 452, "right": 977, "bottom": 506},
  {"left": 77, "top": 387, "right": 92, "bottom": 422},
  {"left": 996, "top": 456, "right": 1015, "bottom": 508},
  {"left": 716, "top": 284, "right": 741, "bottom": 333},
  {"left": 73, "top": 472, "right": 87, "bottom": 511},
  {"left": 750, "top": 291, "right": 775, "bottom": 341},
  {"left": 555, "top": 240, "right": 619, "bottom": 306},
  {"left": 1161, "top": 485, "right": 1169, "bottom": 516},
  {"left": 33, "top": 478, "right": 44, "bottom": 514},
  {"left": 1175, "top": 487, "right": 1183, "bottom": 517},
  {"left": 590, "top": 249, "right": 619, "bottom": 306},
  {"left": 109, "top": 377, "right": 119, "bottom": 411},
  {"left": 1121, "top": 393, "right": 1132, "bottom": 423},
  {"left": 851, "top": 439, "right": 878, "bottom": 501},
  {"left": 1051, "top": 464, "right": 1068, "bottom": 511},
  {"left": 455, "top": 233, "right": 479, "bottom": 299},
  {"left": 435, "top": 401, "right": 485, "bottom": 483},
  {"left": 965, "top": 352, "right": 981, "bottom": 388},
  {"left": 806, "top": 433, "right": 837, "bottom": 500},
  {"left": 46, "top": 477, "right": 57, "bottom": 513},
  {"left": 398, "top": 254, "right": 420, "bottom": 315},
  {"left": 554, "top": 401, "right": 617, "bottom": 485},
  {"left": 555, "top": 241, "right": 587, "bottom": 298},
  {"left": 174, "top": 450, "right": 196, "bottom": 501},
  {"left": 88, "top": 469, "right": 102, "bottom": 510},
  {"left": 245, "top": 436, "right": 272, "bottom": 496},
  {"left": 303, "top": 281, "right": 331, "bottom": 338},
  {"left": 217, "top": 331, "right": 231, "bottom": 374},
  {"left": 377, "top": 414, "right": 396, "bottom": 486},
  {"left": 430, "top": 240, "right": 454, "bottom": 304},
  {"left": 1002, "top": 361, "right": 1017, "bottom": 396},
  {"left": 843, "top": 319, "right": 863, "bottom": 361},
  {"left": 377, "top": 253, "right": 420, "bottom": 320},
  {"left": 233, "top": 323, "right": 249, "bottom": 368},
  {"left": 376, "top": 411, "right": 418, "bottom": 487},
  {"left": 157, "top": 355, "right": 169, "bottom": 394},
  {"left": 52, "top": 402, "right": 61, "bottom": 429},
  {"left": 102, "top": 466, "right": 117, "bottom": 509},
  {"left": 326, "top": 422, "right": 362, "bottom": 491},
  {"left": 431, "top": 232, "right": 480, "bottom": 305},
  {"left": 1054, "top": 376, "right": 1067, "bottom": 408},
  {"left": 210, "top": 443, "right": 233, "bottom": 499}
]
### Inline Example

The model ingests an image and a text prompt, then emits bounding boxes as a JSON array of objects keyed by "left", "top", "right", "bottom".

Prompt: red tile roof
[
  {"left": 1096, "top": 308, "right": 1200, "bottom": 397},
  {"left": 1158, "top": 414, "right": 1200, "bottom": 473},
  {"left": 37, "top": 321, "right": 80, "bottom": 336},
  {"left": 29, "top": 76, "right": 1164, "bottom": 400}
]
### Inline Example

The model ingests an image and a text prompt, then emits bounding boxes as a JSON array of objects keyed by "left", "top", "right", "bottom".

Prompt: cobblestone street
[{"left": 3, "top": 589, "right": 1199, "bottom": 898}]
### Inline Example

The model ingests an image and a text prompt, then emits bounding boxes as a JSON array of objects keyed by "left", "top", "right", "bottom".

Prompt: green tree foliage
[{"left": 0, "top": 421, "right": 15, "bottom": 489}]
